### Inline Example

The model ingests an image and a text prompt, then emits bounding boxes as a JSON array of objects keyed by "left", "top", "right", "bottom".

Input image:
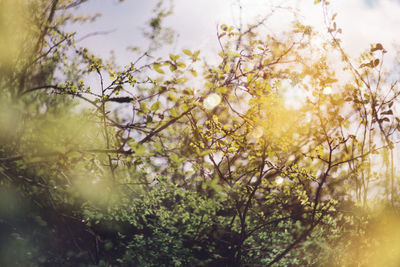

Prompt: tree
[{"left": 1, "top": 0, "right": 400, "bottom": 266}]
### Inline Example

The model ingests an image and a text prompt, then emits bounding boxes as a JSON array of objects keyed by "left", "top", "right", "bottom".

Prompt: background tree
[{"left": 2, "top": 0, "right": 400, "bottom": 266}]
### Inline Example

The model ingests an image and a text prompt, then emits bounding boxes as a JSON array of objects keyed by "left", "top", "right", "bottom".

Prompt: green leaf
[
  {"left": 228, "top": 51, "right": 241, "bottom": 57},
  {"left": 193, "top": 50, "right": 200, "bottom": 58},
  {"left": 224, "top": 63, "right": 230, "bottom": 73},
  {"left": 183, "top": 88, "right": 193, "bottom": 95},
  {"left": 151, "top": 101, "right": 161, "bottom": 111},
  {"left": 216, "top": 87, "right": 228, "bottom": 94},
  {"left": 170, "top": 153, "right": 180, "bottom": 164},
  {"left": 182, "top": 49, "right": 192, "bottom": 56},
  {"left": 176, "top": 77, "right": 187, "bottom": 84},
  {"left": 167, "top": 93, "right": 177, "bottom": 102},
  {"left": 169, "top": 64, "right": 177, "bottom": 72},
  {"left": 247, "top": 73, "right": 254, "bottom": 83},
  {"left": 177, "top": 62, "right": 186, "bottom": 68},
  {"left": 154, "top": 142, "right": 163, "bottom": 153},
  {"left": 104, "top": 241, "right": 113, "bottom": 251},
  {"left": 169, "top": 53, "right": 180, "bottom": 61},
  {"left": 200, "top": 150, "right": 212, "bottom": 156},
  {"left": 153, "top": 63, "right": 165, "bottom": 74},
  {"left": 131, "top": 143, "right": 146, "bottom": 156},
  {"left": 140, "top": 102, "right": 149, "bottom": 113},
  {"left": 170, "top": 108, "right": 178, "bottom": 117},
  {"left": 182, "top": 103, "right": 189, "bottom": 112}
]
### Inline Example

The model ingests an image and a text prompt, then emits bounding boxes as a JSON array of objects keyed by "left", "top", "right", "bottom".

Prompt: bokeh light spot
[{"left": 203, "top": 93, "right": 221, "bottom": 110}]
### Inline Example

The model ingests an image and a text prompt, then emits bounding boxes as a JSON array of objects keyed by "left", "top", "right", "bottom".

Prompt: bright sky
[
  {"left": 68, "top": 0, "right": 400, "bottom": 113},
  {"left": 68, "top": 0, "right": 400, "bottom": 111},
  {"left": 70, "top": 0, "right": 400, "bottom": 189},
  {"left": 71, "top": 0, "right": 400, "bottom": 67}
]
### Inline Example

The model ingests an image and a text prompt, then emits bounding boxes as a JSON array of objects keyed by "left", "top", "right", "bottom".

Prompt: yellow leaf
[{"left": 182, "top": 49, "right": 192, "bottom": 56}]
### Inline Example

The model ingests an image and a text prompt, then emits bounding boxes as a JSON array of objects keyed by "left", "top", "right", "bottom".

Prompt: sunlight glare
[
  {"left": 323, "top": 86, "right": 332, "bottom": 94},
  {"left": 276, "top": 176, "right": 284, "bottom": 185},
  {"left": 283, "top": 83, "right": 307, "bottom": 110},
  {"left": 204, "top": 93, "right": 221, "bottom": 110},
  {"left": 250, "top": 126, "right": 264, "bottom": 139}
]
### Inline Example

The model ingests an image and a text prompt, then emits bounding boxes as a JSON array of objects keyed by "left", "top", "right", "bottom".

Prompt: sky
[
  {"left": 70, "top": 0, "right": 400, "bottom": 68},
  {"left": 68, "top": 0, "right": 400, "bottom": 116},
  {"left": 68, "top": 0, "right": 400, "bottom": 187}
]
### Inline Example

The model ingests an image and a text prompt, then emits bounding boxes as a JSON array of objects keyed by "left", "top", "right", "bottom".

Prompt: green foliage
[
  {"left": 82, "top": 179, "right": 228, "bottom": 266},
  {"left": 2, "top": 0, "right": 400, "bottom": 266}
]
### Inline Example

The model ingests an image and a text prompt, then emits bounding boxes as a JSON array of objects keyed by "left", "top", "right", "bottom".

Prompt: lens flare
[
  {"left": 323, "top": 86, "right": 332, "bottom": 94},
  {"left": 203, "top": 93, "right": 221, "bottom": 110},
  {"left": 250, "top": 126, "right": 264, "bottom": 139}
]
